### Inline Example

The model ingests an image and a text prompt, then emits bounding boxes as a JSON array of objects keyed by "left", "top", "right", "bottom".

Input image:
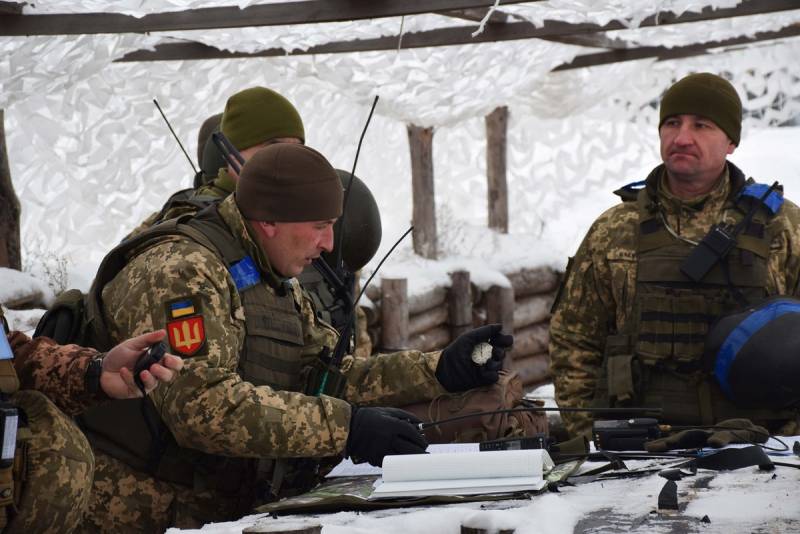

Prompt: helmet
[
  {"left": 704, "top": 296, "right": 800, "bottom": 409},
  {"left": 322, "top": 169, "right": 382, "bottom": 272}
]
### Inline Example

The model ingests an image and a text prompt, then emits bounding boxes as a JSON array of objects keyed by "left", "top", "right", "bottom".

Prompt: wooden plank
[
  {"left": 511, "top": 322, "right": 549, "bottom": 359},
  {"left": 408, "top": 325, "right": 451, "bottom": 352},
  {"left": 485, "top": 106, "right": 509, "bottom": 233},
  {"left": 0, "top": 2, "right": 24, "bottom": 15},
  {"left": 486, "top": 285, "right": 514, "bottom": 335},
  {"left": 115, "top": 0, "right": 800, "bottom": 62},
  {"left": 0, "top": 0, "right": 533, "bottom": 36},
  {"left": 507, "top": 267, "right": 559, "bottom": 298},
  {"left": 0, "top": 109, "right": 21, "bottom": 270},
  {"left": 407, "top": 124, "right": 438, "bottom": 260},
  {"left": 513, "top": 294, "right": 554, "bottom": 330},
  {"left": 408, "top": 304, "right": 449, "bottom": 337},
  {"left": 409, "top": 286, "right": 448, "bottom": 316},
  {"left": 553, "top": 23, "right": 800, "bottom": 71},
  {"left": 448, "top": 270, "right": 473, "bottom": 337},
  {"left": 380, "top": 278, "right": 409, "bottom": 351}
]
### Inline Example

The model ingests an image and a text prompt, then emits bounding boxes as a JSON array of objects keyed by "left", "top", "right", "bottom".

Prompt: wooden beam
[
  {"left": 485, "top": 106, "right": 509, "bottom": 233},
  {"left": 0, "top": 0, "right": 533, "bottom": 36},
  {"left": 0, "top": 109, "right": 22, "bottom": 270},
  {"left": 407, "top": 124, "right": 438, "bottom": 260},
  {"left": 0, "top": 2, "right": 24, "bottom": 15},
  {"left": 448, "top": 270, "right": 473, "bottom": 338},
  {"left": 380, "top": 278, "right": 409, "bottom": 351},
  {"left": 115, "top": 0, "right": 800, "bottom": 62},
  {"left": 553, "top": 23, "right": 800, "bottom": 71}
]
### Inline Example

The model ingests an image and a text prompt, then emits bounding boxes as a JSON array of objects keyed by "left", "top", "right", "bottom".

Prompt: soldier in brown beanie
[
  {"left": 78, "top": 143, "right": 511, "bottom": 532},
  {"left": 550, "top": 72, "right": 800, "bottom": 442}
]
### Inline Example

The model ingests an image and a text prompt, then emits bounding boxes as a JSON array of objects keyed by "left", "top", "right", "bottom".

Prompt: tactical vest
[
  {"left": 78, "top": 205, "right": 347, "bottom": 502},
  {"left": 296, "top": 266, "right": 351, "bottom": 333},
  {"left": 595, "top": 164, "right": 795, "bottom": 427}
]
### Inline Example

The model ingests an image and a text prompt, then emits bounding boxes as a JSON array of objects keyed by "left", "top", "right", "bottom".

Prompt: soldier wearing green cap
[
  {"left": 77, "top": 143, "right": 512, "bottom": 532},
  {"left": 124, "top": 86, "right": 305, "bottom": 239},
  {"left": 549, "top": 72, "right": 800, "bottom": 440}
]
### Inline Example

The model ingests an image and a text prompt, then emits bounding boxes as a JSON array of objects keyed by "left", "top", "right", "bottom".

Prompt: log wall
[{"left": 370, "top": 266, "right": 561, "bottom": 389}]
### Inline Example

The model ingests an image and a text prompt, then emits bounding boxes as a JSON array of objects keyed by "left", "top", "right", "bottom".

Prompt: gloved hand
[
  {"left": 436, "top": 324, "right": 513, "bottom": 392},
  {"left": 346, "top": 406, "right": 428, "bottom": 467},
  {"left": 644, "top": 418, "right": 769, "bottom": 453}
]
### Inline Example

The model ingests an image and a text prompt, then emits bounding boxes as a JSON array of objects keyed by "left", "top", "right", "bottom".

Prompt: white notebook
[{"left": 370, "top": 449, "right": 554, "bottom": 499}]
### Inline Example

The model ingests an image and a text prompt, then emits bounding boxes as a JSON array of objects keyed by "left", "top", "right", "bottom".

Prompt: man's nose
[
  {"left": 673, "top": 123, "right": 694, "bottom": 145},
  {"left": 320, "top": 226, "right": 334, "bottom": 253}
]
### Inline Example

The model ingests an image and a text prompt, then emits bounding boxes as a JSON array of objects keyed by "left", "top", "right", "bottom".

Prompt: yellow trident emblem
[{"left": 169, "top": 317, "right": 204, "bottom": 354}]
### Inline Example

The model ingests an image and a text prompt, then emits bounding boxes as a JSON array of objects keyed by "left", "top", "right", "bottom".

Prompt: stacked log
[{"left": 371, "top": 267, "right": 561, "bottom": 390}]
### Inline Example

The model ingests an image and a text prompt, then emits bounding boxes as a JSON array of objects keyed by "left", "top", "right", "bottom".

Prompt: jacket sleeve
[
  {"left": 549, "top": 216, "right": 624, "bottom": 438},
  {"left": 9, "top": 331, "right": 106, "bottom": 416},
  {"left": 101, "top": 240, "right": 351, "bottom": 459},
  {"left": 343, "top": 349, "right": 446, "bottom": 407}
]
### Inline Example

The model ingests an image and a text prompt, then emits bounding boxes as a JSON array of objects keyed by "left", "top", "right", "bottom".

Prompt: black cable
[{"left": 417, "top": 406, "right": 663, "bottom": 431}]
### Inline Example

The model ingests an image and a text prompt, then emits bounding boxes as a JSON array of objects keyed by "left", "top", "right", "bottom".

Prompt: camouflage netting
[{"left": 0, "top": 1, "right": 798, "bottom": 280}]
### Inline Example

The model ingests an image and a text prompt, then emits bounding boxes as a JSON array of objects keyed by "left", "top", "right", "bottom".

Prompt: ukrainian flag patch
[{"left": 169, "top": 299, "right": 196, "bottom": 319}]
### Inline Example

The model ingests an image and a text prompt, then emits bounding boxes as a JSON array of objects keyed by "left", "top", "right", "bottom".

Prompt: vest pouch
[
  {"left": 635, "top": 292, "right": 713, "bottom": 364},
  {"left": 240, "top": 295, "right": 307, "bottom": 391},
  {"left": 603, "top": 334, "right": 637, "bottom": 404}
]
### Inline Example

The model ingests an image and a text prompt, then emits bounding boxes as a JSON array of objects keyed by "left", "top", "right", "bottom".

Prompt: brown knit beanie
[
  {"left": 659, "top": 73, "right": 742, "bottom": 145},
  {"left": 235, "top": 144, "right": 343, "bottom": 222},
  {"left": 221, "top": 87, "right": 305, "bottom": 150}
]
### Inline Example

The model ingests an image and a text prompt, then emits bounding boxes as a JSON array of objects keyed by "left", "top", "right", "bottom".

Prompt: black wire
[
  {"left": 418, "top": 405, "right": 662, "bottom": 431},
  {"left": 153, "top": 99, "right": 198, "bottom": 175}
]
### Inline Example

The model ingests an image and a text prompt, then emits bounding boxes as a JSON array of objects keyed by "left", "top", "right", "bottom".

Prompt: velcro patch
[{"left": 165, "top": 297, "right": 206, "bottom": 356}]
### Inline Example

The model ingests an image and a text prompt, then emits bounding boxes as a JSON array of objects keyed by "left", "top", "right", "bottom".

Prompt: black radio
[{"left": 593, "top": 418, "right": 662, "bottom": 451}]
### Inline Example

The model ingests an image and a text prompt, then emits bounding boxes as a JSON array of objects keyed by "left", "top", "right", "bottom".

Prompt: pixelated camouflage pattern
[
  {"left": 78, "top": 451, "right": 242, "bottom": 533},
  {"left": 550, "top": 166, "right": 800, "bottom": 437},
  {"left": 6, "top": 390, "right": 94, "bottom": 534},
  {"left": 9, "top": 331, "right": 106, "bottom": 416},
  {"left": 86, "top": 195, "right": 444, "bottom": 527}
]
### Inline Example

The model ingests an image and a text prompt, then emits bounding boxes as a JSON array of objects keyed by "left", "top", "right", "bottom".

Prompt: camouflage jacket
[
  {"left": 8, "top": 331, "right": 108, "bottom": 416},
  {"left": 549, "top": 164, "right": 800, "bottom": 437},
  {"left": 101, "top": 195, "right": 445, "bottom": 459}
]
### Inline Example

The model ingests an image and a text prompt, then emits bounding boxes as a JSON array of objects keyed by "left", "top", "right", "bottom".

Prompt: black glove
[
  {"left": 645, "top": 418, "right": 769, "bottom": 453},
  {"left": 346, "top": 406, "right": 428, "bottom": 467},
  {"left": 436, "top": 324, "right": 513, "bottom": 392}
]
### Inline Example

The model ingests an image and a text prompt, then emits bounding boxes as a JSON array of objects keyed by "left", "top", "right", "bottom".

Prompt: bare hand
[{"left": 100, "top": 330, "right": 184, "bottom": 399}]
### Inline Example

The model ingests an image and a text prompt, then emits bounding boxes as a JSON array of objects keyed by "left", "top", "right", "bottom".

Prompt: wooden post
[
  {"left": 380, "top": 278, "right": 408, "bottom": 351},
  {"left": 486, "top": 285, "right": 514, "bottom": 369},
  {"left": 0, "top": 109, "right": 21, "bottom": 270},
  {"left": 407, "top": 124, "right": 437, "bottom": 259},
  {"left": 448, "top": 270, "right": 472, "bottom": 338},
  {"left": 485, "top": 106, "right": 508, "bottom": 233}
]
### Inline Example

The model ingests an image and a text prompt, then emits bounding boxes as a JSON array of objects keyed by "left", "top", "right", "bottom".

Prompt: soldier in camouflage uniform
[
  {"left": 125, "top": 86, "right": 304, "bottom": 240},
  {"left": 78, "top": 143, "right": 511, "bottom": 532},
  {"left": 550, "top": 73, "right": 800, "bottom": 439},
  {"left": 0, "top": 309, "right": 182, "bottom": 533}
]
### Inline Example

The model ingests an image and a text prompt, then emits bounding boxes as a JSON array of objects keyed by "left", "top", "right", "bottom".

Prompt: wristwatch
[{"left": 85, "top": 355, "right": 105, "bottom": 395}]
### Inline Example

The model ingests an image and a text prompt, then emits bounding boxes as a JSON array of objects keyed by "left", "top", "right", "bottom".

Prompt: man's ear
[{"left": 256, "top": 221, "right": 278, "bottom": 238}]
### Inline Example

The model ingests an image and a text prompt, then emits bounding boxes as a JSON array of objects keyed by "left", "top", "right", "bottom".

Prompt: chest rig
[
  {"left": 596, "top": 163, "right": 789, "bottom": 426},
  {"left": 79, "top": 205, "right": 346, "bottom": 503}
]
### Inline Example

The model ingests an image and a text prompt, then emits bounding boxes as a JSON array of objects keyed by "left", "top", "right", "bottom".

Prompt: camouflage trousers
[
  {"left": 77, "top": 452, "right": 251, "bottom": 533},
  {"left": 5, "top": 390, "right": 94, "bottom": 534}
]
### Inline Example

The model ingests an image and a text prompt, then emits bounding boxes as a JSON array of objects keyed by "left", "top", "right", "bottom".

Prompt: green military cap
[
  {"left": 659, "top": 72, "right": 742, "bottom": 145},
  {"left": 220, "top": 87, "right": 305, "bottom": 151},
  {"left": 236, "top": 143, "right": 342, "bottom": 222}
]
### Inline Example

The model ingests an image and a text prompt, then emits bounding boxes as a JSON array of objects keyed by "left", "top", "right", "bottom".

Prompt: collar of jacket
[
  {"left": 209, "top": 167, "right": 236, "bottom": 196},
  {"left": 216, "top": 196, "right": 286, "bottom": 290},
  {"left": 643, "top": 161, "right": 747, "bottom": 213}
]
